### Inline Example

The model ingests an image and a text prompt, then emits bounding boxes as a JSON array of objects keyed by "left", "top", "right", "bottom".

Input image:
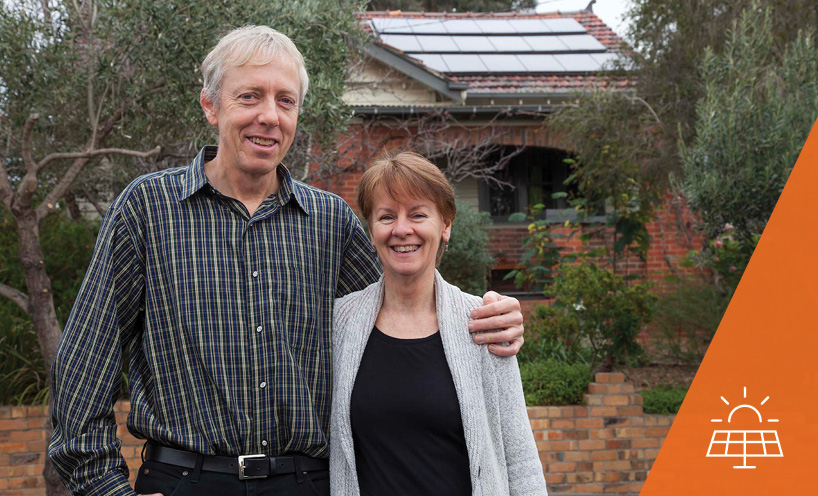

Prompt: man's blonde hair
[{"left": 202, "top": 25, "right": 309, "bottom": 110}]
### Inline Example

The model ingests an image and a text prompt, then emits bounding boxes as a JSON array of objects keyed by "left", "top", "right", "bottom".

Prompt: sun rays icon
[{"left": 706, "top": 387, "right": 783, "bottom": 469}]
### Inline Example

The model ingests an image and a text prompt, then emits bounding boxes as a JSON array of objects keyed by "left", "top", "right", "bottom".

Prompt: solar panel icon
[
  {"left": 706, "top": 387, "right": 783, "bottom": 469},
  {"left": 706, "top": 430, "right": 783, "bottom": 469}
]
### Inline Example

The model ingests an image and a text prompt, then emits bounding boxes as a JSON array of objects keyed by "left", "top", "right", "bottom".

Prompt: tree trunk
[
  {"left": 15, "top": 210, "right": 62, "bottom": 368},
  {"left": 44, "top": 401, "right": 71, "bottom": 496},
  {"left": 13, "top": 209, "right": 70, "bottom": 496}
]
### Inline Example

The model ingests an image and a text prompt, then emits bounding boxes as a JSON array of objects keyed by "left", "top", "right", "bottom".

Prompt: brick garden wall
[
  {"left": 0, "top": 372, "right": 670, "bottom": 495},
  {"left": 0, "top": 402, "right": 141, "bottom": 495},
  {"left": 531, "top": 372, "right": 673, "bottom": 495}
]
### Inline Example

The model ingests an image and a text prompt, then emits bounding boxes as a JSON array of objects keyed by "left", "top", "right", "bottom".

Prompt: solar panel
[
  {"left": 470, "top": 19, "right": 517, "bottom": 34},
  {"left": 439, "top": 54, "right": 488, "bottom": 72},
  {"left": 507, "top": 19, "right": 552, "bottom": 34},
  {"left": 487, "top": 36, "right": 532, "bottom": 52},
  {"left": 451, "top": 36, "right": 497, "bottom": 53},
  {"left": 541, "top": 18, "right": 586, "bottom": 33},
  {"left": 479, "top": 54, "right": 526, "bottom": 72},
  {"left": 379, "top": 34, "right": 421, "bottom": 52},
  {"left": 591, "top": 52, "right": 621, "bottom": 69},
  {"left": 371, "top": 18, "right": 413, "bottom": 34},
  {"left": 521, "top": 36, "right": 570, "bottom": 52},
  {"left": 558, "top": 34, "right": 607, "bottom": 51},
  {"left": 406, "top": 18, "right": 448, "bottom": 34},
  {"left": 554, "top": 54, "right": 603, "bottom": 71},
  {"left": 706, "top": 430, "right": 783, "bottom": 469},
  {"left": 410, "top": 54, "right": 449, "bottom": 72},
  {"left": 517, "top": 54, "right": 566, "bottom": 72},
  {"left": 416, "top": 35, "right": 459, "bottom": 52},
  {"left": 441, "top": 19, "right": 483, "bottom": 34}
]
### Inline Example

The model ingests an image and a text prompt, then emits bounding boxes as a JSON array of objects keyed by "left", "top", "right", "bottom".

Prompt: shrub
[
  {"left": 641, "top": 385, "right": 688, "bottom": 415},
  {"left": 652, "top": 276, "right": 730, "bottom": 364},
  {"left": 520, "top": 359, "right": 591, "bottom": 405},
  {"left": 686, "top": 231, "right": 757, "bottom": 297},
  {"left": 439, "top": 201, "right": 496, "bottom": 295},
  {"left": 529, "top": 262, "right": 656, "bottom": 372},
  {"left": 518, "top": 313, "right": 592, "bottom": 366},
  {"left": 0, "top": 320, "right": 48, "bottom": 405},
  {"left": 505, "top": 204, "right": 565, "bottom": 291}
]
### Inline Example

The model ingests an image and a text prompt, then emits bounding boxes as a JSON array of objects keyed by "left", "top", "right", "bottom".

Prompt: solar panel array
[
  {"left": 372, "top": 18, "right": 587, "bottom": 35},
  {"left": 371, "top": 17, "right": 618, "bottom": 74},
  {"left": 411, "top": 52, "right": 618, "bottom": 73},
  {"left": 379, "top": 34, "right": 607, "bottom": 53}
]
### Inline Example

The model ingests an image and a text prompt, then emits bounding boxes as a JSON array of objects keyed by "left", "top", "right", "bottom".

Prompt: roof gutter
[
  {"left": 467, "top": 91, "right": 579, "bottom": 100},
  {"left": 352, "top": 104, "right": 557, "bottom": 117},
  {"left": 364, "top": 42, "right": 468, "bottom": 103}
]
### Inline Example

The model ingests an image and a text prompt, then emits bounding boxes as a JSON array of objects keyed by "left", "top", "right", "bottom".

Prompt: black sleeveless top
[{"left": 349, "top": 326, "right": 472, "bottom": 496}]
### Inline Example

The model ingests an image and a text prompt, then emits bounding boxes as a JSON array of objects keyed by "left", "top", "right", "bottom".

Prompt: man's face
[{"left": 201, "top": 55, "right": 300, "bottom": 177}]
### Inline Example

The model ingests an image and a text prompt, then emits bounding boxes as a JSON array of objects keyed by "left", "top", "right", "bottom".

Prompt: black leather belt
[{"left": 144, "top": 443, "right": 328, "bottom": 480}]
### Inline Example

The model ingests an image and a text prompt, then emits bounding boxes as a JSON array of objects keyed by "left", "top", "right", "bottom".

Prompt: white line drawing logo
[{"left": 705, "top": 386, "right": 783, "bottom": 469}]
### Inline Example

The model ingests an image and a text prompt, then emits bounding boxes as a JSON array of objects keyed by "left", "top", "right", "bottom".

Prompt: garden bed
[{"left": 621, "top": 363, "right": 698, "bottom": 391}]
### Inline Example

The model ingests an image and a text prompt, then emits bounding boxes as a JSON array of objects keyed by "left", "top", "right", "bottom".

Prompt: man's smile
[{"left": 248, "top": 136, "right": 279, "bottom": 147}]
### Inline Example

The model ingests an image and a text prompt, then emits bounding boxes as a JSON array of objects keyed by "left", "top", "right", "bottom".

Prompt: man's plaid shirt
[{"left": 48, "top": 146, "right": 381, "bottom": 496}]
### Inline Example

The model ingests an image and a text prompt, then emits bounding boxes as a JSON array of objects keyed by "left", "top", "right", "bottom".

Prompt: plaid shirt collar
[{"left": 178, "top": 145, "right": 309, "bottom": 215}]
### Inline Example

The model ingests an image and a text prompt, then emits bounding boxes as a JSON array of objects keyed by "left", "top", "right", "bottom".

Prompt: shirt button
[
  {"left": 256, "top": 326, "right": 263, "bottom": 333},
  {"left": 252, "top": 271, "right": 258, "bottom": 278},
  {"left": 261, "top": 440, "right": 268, "bottom": 447},
  {"left": 260, "top": 381, "right": 267, "bottom": 389}
]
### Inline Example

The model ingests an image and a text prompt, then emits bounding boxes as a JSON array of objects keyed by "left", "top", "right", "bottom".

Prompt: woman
[{"left": 330, "top": 152, "right": 547, "bottom": 496}]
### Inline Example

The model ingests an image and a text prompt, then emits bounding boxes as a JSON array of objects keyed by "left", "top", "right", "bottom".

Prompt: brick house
[{"left": 311, "top": 9, "right": 702, "bottom": 297}]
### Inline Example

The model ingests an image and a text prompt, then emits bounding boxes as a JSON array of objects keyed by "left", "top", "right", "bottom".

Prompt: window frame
[{"left": 477, "top": 146, "right": 606, "bottom": 225}]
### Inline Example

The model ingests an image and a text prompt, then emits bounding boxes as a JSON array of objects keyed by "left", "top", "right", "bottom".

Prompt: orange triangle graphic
[{"left": 641, "top": 117, "right": 818, "bottom": 494}]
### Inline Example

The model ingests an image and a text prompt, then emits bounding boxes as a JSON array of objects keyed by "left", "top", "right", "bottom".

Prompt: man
[{"left": 49, "top": 26, "right": 525, "bottom": 496}]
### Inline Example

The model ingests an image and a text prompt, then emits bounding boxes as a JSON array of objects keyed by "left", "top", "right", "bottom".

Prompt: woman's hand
[{"left": 469, "top": 292, "right": 524, "bottom": 357}]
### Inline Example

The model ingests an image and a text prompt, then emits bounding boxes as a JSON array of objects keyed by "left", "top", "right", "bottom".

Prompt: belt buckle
[{"left": 238, "top": 454, "right": 268, "bottom": 480}]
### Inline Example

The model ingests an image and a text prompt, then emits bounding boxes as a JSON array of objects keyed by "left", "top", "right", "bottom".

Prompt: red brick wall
[
  {"left": 0, "top": 408, "right": 47, "bottom": 495},
  {"left": 1, "top": 373, "right": 669, "bottom": 496},
  {"left": 0, "top": 402, "right": 141, "bottom": 495},
  {"left": 644, "top": 197, "right": 705, "bottom": 286},
  {"left": 532, "top": 372, "right": 673, "bottom": 495}
]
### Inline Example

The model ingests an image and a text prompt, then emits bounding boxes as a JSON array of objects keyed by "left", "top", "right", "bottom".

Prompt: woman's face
[{"left": 369, "top": 186, "right": 452, "bottom": 283}]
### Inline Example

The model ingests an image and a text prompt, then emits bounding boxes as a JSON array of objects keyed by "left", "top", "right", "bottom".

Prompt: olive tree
[{"left": 681, "top": 6, "right": 818, "bottom": 245}]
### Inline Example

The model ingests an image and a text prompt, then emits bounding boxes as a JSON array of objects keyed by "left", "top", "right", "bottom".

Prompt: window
[{"left": 479, "top": 146, "right": 578, "bottom": 222}]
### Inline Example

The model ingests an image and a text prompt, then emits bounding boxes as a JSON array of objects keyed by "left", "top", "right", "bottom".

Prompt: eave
[{"left": 363, "top": 42, "right": 468, "bottom": 104}]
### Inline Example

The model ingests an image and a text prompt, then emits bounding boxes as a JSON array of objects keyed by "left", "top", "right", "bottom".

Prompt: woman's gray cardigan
[{"left": 330, "top": 271, "right": 548, "bottom": 496}]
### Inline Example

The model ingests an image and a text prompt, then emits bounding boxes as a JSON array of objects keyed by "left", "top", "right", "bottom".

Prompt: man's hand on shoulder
[{"left": 469, "top": 291, "right": 524, "bottom": 357}]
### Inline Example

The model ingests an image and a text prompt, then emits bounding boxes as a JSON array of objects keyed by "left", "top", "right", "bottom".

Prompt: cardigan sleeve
[
  {"left": 452, "top": 287, "right": 546, "bottom": 494},
  {"left": 492, "top": 354, "right": 549, "bottom": 495}
]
